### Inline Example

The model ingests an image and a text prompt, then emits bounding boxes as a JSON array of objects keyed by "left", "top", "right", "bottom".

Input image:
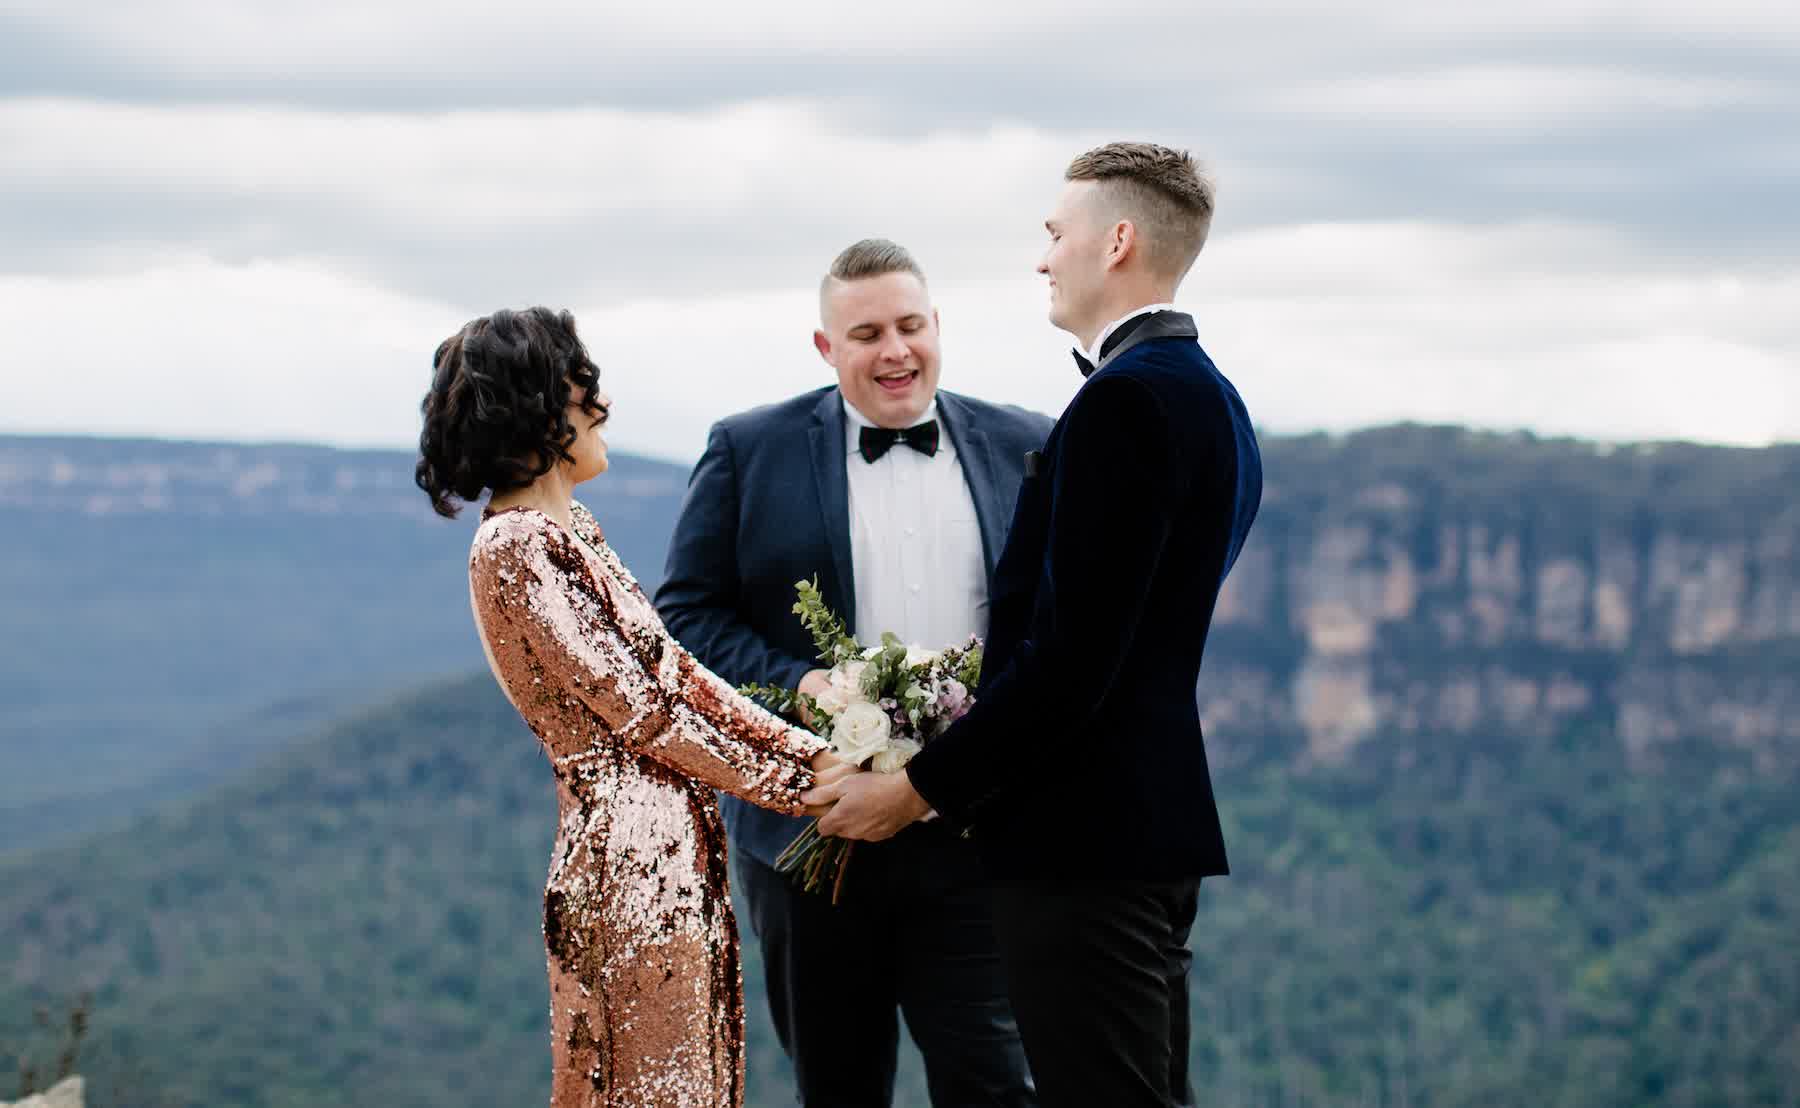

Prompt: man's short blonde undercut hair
[{"left": 1065, "top": 142, "right": 1215, "bottom": 282}]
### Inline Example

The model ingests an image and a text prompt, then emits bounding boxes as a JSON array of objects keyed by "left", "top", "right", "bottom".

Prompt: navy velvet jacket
[
  {"left": 654, "top": 386, "right": 1054, "bottom": 867},
  {"left": 905, "top": 313, "right": 1263, "bottom": 880}
]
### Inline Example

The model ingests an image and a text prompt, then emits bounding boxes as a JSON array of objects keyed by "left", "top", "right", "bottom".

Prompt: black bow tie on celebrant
[{"left": 859, "top": 420, "right": 940, "bottom": 463}]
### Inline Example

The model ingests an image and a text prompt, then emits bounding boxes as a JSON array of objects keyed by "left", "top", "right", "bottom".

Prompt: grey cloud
[
  {"left": 2, "top": 97, "right": 1793, "bottom": 314},
  {"left": 7, "top": 7, "right": 1797, "bottom": 123},
  {"left": 1, "top": 5, "right": 1796, "bottom": 304}
]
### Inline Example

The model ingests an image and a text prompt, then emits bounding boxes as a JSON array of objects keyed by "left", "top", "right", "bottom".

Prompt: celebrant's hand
[
  {"left": 808, "top": 769, "right": 931, "bottom": 842},
  {"left": 795, "top": 669, "right": 833, "bottom": 726}
]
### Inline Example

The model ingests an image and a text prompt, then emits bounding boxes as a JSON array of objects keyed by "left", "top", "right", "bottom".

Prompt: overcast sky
[{"left": 2, "top": 1, "right": 1795, "bottom": 461}]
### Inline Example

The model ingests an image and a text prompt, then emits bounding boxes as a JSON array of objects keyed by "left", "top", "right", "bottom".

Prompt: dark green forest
[
  {"left": 3, "top": 675, "right": 1795, "bottom": 1107},
  {"left": 3, "top": 428, "right": 1797, "bottom": 1105}
]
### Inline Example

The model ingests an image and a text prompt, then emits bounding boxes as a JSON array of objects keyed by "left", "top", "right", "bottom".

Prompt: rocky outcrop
[{"left": 1199, "top": 432, "right": 1800, "bottom": 770}]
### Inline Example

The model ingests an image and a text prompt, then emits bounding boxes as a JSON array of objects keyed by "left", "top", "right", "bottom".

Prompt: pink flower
[{"left": 934, "top": 679, "right": 970, "bottom": 720}]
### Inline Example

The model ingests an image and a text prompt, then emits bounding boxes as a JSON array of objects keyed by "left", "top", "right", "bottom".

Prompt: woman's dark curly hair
[{"left": 415, "top": 306, "right": 609, "bottom": 519}]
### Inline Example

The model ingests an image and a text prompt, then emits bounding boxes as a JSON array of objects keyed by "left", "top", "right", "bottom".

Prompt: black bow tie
[
  {"left": 1071, "top": 350, "right": 1097, "bottom": 378},
  {"left": 859, "top": 420, "right": 940, "bottom": 463}
]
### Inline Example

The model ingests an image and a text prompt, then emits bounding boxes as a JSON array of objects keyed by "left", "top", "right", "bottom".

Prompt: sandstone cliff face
[{"left": 1201, "top": 434, "right": 1800, "bottom": 771}]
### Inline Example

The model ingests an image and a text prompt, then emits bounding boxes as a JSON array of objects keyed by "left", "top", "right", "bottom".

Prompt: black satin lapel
[
  {"left": 1096, "top": 310, "right": 1158, "bottom": 363},
  {"left": 809, "top": 397, "right": 856, "bottom": 620},
  {"left": 1095, "top": 311, "right": 1200, "bottom": 373}
]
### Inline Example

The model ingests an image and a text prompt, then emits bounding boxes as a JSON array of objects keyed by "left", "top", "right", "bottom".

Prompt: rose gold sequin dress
[{"left": 468, "top": 503, "right": 826, "bottom": 1107}]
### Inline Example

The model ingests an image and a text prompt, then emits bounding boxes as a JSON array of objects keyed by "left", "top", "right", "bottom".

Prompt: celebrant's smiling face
[{"left": 814, "top": 271, "right": 941, "bottom": 429}]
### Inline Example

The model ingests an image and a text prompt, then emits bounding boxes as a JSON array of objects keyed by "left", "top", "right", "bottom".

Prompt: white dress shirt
[
  {"left": 1081, "top": 302, "right": 1178, "bottom": 367},
  {"left": 841, "top": 395, "right": 988, "bottom": 650}
]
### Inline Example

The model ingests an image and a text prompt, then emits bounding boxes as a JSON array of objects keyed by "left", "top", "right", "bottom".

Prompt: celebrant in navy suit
[
  {"left": 810, "top": 145, "right": 1263, "bottom": 1108},
  {"left": 655, "top": 239, "right": 1048, "bottom": 1107}
]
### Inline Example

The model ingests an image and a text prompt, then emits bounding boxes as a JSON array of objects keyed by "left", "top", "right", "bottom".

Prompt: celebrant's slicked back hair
[
  {"left": 1066, "top": 141, "right": 1215, "bottom": 282},
  {"left": 819, "top": 238, "right": 929, "bottom": 319},
  {"left": 414, "top": 306, "right": 608, "bottom": 519},
  {"left": 827, "top": 238, "right": 927, "bottom": 286}
]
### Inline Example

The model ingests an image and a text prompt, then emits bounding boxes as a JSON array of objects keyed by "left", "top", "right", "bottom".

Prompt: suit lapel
[
  {"left": 808, "top": 390, "right": 856, "bottom": 620},
  {"left": 1095, "top": 311, "right": 1199, "bottom": 374},
  {"left": 936, "top": 391, "right": 1005, "bottom": 582}
]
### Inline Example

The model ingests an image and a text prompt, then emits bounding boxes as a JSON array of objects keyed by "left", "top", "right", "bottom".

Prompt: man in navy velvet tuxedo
[
  {"left": 655, "top": 239, "right": 1047, "bottom": 1106},
  {"left": 810, "top": 145, "right": 1263, "bottom": 1107}
]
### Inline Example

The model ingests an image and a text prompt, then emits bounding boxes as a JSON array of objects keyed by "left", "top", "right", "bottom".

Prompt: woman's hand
[
  {"left": 811, "top": 750, "right": 859, "bottom": 787},
  {"left": 805, "top": 750, "right": 859, "bottom": 818}
]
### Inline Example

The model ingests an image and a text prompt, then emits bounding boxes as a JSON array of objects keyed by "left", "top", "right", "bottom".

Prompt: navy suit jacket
[
  {"left": 906, "top": 313, "right": 1263, "bottom": 880},
  {"left": 655, "top": 386, "right": 1055, "bottom": 866}
]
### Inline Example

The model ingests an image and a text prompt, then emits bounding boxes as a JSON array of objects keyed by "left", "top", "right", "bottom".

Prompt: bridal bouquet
[{"left": 739, "top": 578, "right": 981, "bottom": 902}]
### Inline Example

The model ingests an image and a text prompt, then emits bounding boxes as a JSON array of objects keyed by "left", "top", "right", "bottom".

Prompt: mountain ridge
[{"left": 5, "top": 427, "right": 1796, "bottom": 842}]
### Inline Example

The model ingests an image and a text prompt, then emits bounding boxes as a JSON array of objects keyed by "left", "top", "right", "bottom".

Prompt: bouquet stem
[
  {"left": 830, "top": 842, "right": 855, "bottom": 903},
  {"left": 774, "top": 820, "right": 856, "bottom": 905}
]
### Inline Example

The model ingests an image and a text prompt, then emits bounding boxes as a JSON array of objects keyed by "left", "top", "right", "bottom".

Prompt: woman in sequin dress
[{"left": 415, "top": 307, "right": 848, "bottom": 1107}]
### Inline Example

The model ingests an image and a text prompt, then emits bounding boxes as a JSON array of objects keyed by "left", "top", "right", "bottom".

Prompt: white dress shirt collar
[{"left": 1081, "top": 303, "right": 1178, "bottom": 368}]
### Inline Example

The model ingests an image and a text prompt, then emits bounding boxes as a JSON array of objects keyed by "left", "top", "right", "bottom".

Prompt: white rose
[
  {"left": 903, "top": 645, "right": 941, "bottom": 669},
  {"left": 862, "top": 645, "right": 884, "bottom": 660},
  {"left": 871, "top": 738, "right": 923, "bottom": 774},
  {"left": 830, "top": 701, "right": 893, "bottom": 766},
  {"left": 813, "top": 660, "right": 870, "bottom": 718}
]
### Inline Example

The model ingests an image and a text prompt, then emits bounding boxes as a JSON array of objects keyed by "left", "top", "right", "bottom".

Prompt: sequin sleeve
[{"left": 471, "top": 511, "right": 825, "bottom": 814}]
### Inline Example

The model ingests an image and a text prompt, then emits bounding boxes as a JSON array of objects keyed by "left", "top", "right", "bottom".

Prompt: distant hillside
[
  {"left": 0, "top": 435, "right": 691, "bottom": 851},
  {"left": 6, "top": 424, "right": 1799, "bottom": 860},
  {"left": 0, "top": 676, "right": 900, "bottom": 1108},
  {"left": 4, "top": 426, "right": 1800, "bottom": 1104},
  {"left": 0, "top": 435, "right": 688, "bottom": 518},
  {"left": 2, "top": 672, "right": 1795, "bottom": 1107},
  {"left": 7, "top": 429, "right": 1797, "bottom": 854}
]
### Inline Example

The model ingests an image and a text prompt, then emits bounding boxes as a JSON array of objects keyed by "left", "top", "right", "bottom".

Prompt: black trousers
[
  {"left": 735, "top": 826, "right": 1037, "bottom": 1107},
  {"left": 990, "top": 877, "right": 1202, "bottom": 1108}
]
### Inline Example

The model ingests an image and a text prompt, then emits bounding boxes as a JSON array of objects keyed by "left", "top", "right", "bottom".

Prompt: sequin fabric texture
[{"left": 468, "top": 503, "right": 825, "bottom": 1107}]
